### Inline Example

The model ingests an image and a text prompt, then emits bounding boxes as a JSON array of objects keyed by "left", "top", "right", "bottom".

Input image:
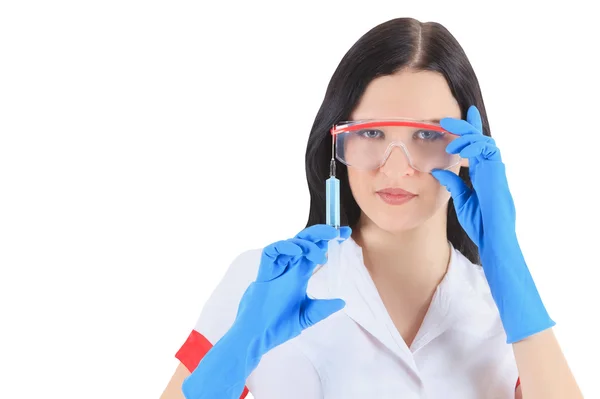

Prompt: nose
[{"left": 379, "top": 143, "right": 416, "bottom": 177}]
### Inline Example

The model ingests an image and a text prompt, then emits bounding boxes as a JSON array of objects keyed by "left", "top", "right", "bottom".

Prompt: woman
[{"left": 161, "top": 17, "right": 582, "bottom": 398}]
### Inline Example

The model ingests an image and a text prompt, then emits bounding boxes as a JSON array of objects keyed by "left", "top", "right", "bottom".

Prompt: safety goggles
[{"left": 330, "top": 118, "right": 460, "bottom": 173}]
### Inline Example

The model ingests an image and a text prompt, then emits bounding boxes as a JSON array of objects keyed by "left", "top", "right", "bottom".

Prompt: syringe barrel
[{"left": 326, "top": 176, "right": 340, "bottom": 229}]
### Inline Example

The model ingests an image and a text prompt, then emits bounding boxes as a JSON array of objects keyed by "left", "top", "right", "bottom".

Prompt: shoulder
[
  {"left": 192, "top": 248, "right": 263, "bottom": 343},
  {"left": 175, "top": 247, "right": 264, "bottom": 375},
  {"left": 212, "top": 248, "right": 263, "bottom": 296}
]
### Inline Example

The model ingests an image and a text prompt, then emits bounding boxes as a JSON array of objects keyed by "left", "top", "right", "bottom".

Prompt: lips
[
  {"left": 376, "top": 187, "right": 416, "bottom": 205},
  {"left": 376, "top": 188, "right": 416, "bottom": 196}
]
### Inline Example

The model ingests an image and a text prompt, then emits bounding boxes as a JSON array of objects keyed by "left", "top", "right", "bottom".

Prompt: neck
[{"left": 352, "top": 209, "right": 451, "bottom": 290}]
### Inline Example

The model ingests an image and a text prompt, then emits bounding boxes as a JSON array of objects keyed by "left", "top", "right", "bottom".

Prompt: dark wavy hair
[{"left": 304, "top": 17, "right": 492, "bottom": 265}]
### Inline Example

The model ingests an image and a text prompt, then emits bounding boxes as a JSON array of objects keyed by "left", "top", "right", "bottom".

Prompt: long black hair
[{"left": 304, "top": 17, "right": 491, "bottom": 265}]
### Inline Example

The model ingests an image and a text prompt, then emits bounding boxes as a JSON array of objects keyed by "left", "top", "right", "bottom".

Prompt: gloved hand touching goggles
[{"left": 330, "top": 118, "right": 461, "bottom": 173}]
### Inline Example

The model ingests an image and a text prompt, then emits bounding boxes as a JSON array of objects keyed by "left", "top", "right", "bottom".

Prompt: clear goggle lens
[{"left": 330, "top": 119, "right": 460, "bottom": 173}]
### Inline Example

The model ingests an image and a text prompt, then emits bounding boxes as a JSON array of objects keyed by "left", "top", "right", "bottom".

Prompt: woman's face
[{"left": 347, "top": 69, "right": 465, "bottom": 233}]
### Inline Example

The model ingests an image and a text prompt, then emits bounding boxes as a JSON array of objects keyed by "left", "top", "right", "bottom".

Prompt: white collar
[{"left": 311, "top": 237, "right": 500, "bottom": 373}]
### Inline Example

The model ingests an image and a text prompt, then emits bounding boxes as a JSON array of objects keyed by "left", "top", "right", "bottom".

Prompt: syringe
[
  {"left": 326, "top": 134, "right": 340, "bottom": 230},
  {"left": 325, "top": 134, "right": 343, "bottom": 297}
]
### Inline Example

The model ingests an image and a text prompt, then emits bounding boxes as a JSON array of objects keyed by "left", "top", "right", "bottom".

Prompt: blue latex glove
[
  {"left": 432, "top": 106, "right": 555, "bottom": 344},
  {"left": 182, "top": 224, "right": 352, "bottom": 399}
]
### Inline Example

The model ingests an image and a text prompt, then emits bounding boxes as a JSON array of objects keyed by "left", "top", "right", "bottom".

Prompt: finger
[
  {"left": 257, "top": 240, "right": 304, "bottom": 281},
  {"left": 300, "top": 297, "right": 346, "bottom": 329},
  {"left": 318, "top": 226, "right": 353, "bottom": 252},
  {"left": 263, "top": 240, "right": 303, "bottom": 260},
  {"left": 446, "top": 134, "right": 493, "bottom": 155},
  {"left": 338, "top": 226, "right": 352, "bottom": 240},
  {"left": 431, "top": 169, "right": 472, "bottom": 210},
  {"left": 466, "top": 105, "right": 483, "bottom": 132},
  {"left": 296, "top": 224, "right": 343, "bottom": 245},
  {"left": 458, "top": 140, "right": 502, "bottom": 160},
  {"left": 440, "top": 118, "right": 481, "bottom": 136},
  {"left": 288, "top": 238, "right": 327, "bottom": 266}
]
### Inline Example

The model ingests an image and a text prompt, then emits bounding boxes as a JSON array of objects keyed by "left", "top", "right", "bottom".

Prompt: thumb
[
  {"left": 431, "top": 169, "right": 471, "bottom": 209},
  {"left": 300, "top": 298, "right": 346, "bottom": 329}
]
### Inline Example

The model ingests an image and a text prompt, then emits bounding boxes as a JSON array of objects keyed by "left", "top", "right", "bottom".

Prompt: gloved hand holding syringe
[{"left": 180, "top": 133, "right": 350, "bottom": 399}]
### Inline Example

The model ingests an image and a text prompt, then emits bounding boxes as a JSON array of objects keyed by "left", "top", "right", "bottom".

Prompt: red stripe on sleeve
[
  {"left": 516, "top": 377, "right": 521, "bottom": 389},
  {"left": 175, "top": 330, "right": 249, "bottom": 399}
]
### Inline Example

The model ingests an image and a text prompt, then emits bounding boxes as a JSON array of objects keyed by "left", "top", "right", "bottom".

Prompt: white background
[{"left": 1, "top": 1, "right": 598, "bottom": 398}]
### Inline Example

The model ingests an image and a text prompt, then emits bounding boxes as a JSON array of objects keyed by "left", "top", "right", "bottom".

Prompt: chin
[
  {"left": 368, "top": 208, "right": 429, "bottom": 233},
  {"left": 361, "top": 196, "right": 446, "bottom": 234},
  {"left": 383, "top": 219, "right": 425, "bottom": 234}
]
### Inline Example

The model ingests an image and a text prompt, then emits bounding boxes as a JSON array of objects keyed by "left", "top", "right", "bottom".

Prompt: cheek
[
  {"left": 432, "top": 165, "right": 461, "bottom": 206},
  {"left": 423, "top": 173, "right": 452, "bottom": 206},
  {"left": 347, "top": 168, "right": 375, "bottom": 204},
  {"left": 434, "top": 179, "right": 452, "bottom": 206}
]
